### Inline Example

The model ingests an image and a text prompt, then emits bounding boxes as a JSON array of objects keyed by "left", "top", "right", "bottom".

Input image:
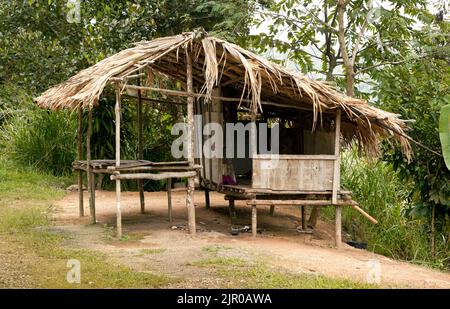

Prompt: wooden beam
[
  {"left": 335, "top": 205, "right": 342, "bottom": 249},
  {"left": 204, "top": 189, "right": 210, "bottom": 209},
  {"left": 301, "top": 206, "right": 306, "bottom": 229},
  {"left": 254, "top": 154, "right": 336, "bottom": 160},
  {"left": 228, "top": 199, "right": 236, "bottom": 218},
  {"left": 115, "top": 87, "right": 122, "bottom": 238},
  {"left": 167, "top": 178, "right": 172, "bottom": 222},
  {"left": 269, "top": 205, "right": 275, "bottom": 216},
  {"left": 246, "top": 199, "right": 355, "bottom": 206},
  {"left": 252, "top": 205, "right": 257, "bottom": 237},
  {"left": 77, "top": 106, "right": 84, "bottom": 217},
  {"left": 137, "top": 78, "right": 145, "bottom": 214},
  {"left": 110, "top": 171, "right": 197, "bottom": 180},
  {"left": 123, "top": 94, "right": 186, "bottom": 106},
  {"left": 87, "top": 107, "right": 95, "bottom": 224},
  {"left": 186, "top": 49, "right": 196, "bottom": 235},
  {"left": 332, "top": 110, "right": 341, "bottom": 205},
  {"left": 122, "top": 84, "right": 329, "bottom": 113},
  {"left": 351, "top": 205, "right": 378, "bottom": 224}
]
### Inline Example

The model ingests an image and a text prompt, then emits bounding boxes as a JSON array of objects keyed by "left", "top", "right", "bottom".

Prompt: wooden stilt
[
  {"left": 252, "top": 205, "right": 257, "bottom": 238},
  {"left": 332, "top": 110, "right": 341, "bottom": 205},
  {"left": 87, "top": 107, "right": 96, "bottom": 224},
  {"left": 137, "top": 78, "right": 145, "bottom": 214},
  {"left": 204, "top": 188, "right": 210, "bottom": 209},
  {"left": 301, "top": 206, "right": 306, "bottom": 230},
  {"left": 335, "top": 205, "right": 342, "bottom": 249},
  {"left": 229, "top": 199, "right": 236, "bottom": 218},
  {"left": 167, "top": 178, "right": 172, "bottom": 222},
  {"left": 186, "top": 49, "right": 196, "bottom": 235},
  {"left": 77, "top": 106, "right": 84, "bottom": 217},
  {"left": 115, "top": 88, "right": 122, "bottom": 238},
  {"left": 269, "top": 205, "right": 275, "bottom": 216}
]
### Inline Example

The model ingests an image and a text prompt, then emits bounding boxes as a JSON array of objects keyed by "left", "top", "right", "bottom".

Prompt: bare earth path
[{"left": 54, "top": 190, "right": 450, "bottom": 288}]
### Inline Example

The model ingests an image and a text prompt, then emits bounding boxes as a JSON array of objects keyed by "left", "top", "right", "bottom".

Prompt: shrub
[
  {"left": 338, "top": 148, "right": 449, "bottom": 269},
  {"left": 0, "top": 87, "right": 76, "bottom": 175}
]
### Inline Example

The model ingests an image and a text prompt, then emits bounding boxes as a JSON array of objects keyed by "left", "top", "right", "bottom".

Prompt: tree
[
  {"left": 252, "top": 1, "right": 450, "bottom": 253},
  {"left": 0, "top": 0, "right": 265, "bottom": 180},
  {"left": 252, "top": 0, "right": 430, "bottom": 93}
]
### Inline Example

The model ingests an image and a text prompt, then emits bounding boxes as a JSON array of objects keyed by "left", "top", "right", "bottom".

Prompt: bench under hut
[{"left": 35, "top": 31, "right": 412, "bottom": 247}]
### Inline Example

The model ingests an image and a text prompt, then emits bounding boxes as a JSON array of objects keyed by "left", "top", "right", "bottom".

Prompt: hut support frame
[{"left": 77, "top": 106, "right": 84, "bottom": 217}]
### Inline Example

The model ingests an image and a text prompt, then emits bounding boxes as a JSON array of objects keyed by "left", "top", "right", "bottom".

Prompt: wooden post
[
  {"left": 204, "top": 189, "right": 210, "bottom": 209},
  {"left": 115, "top": 87, "right": 122, "bottom": 238},
  {"left": 167, "top": 178, "right": 173, "bottom": 222},
  {"left": 137, "top": 78, "right": 145, "bottom": 214},
  {"left": 335, "top": 205, "right": 342, "bottom": 249},
  {"left": 301, "top": 206, "right": 306, "bottom": 230},
  {"left": 332, "top": 110, "right": 341, "bottom": 205},
  {"left": 77, "top": 106, "right": 84, "bottom": 217},
  {"left": 269, "top": 205, "right": 275, "bottom": 216},
  {"left": 252, "top": 204, "right": 257, "bottom": 238},
  {"left": 87, "top": 107, "right": 96, "bottom": 224},
  {"left": 186, "top": 49, "right": 196, "bottom": 235},
  {"left": 229, "top": 199, "right": 236, "bottom": 218}
]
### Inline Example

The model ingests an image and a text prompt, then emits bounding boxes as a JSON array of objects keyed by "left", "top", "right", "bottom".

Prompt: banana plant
[{"left": 440, "top": 104, "right": 450, "bottom": 170}]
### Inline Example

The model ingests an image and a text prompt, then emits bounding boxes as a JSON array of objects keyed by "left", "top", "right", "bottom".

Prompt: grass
[
  {"left": 140, "top": 248, "right": 166, "bottom": 255},
  {"left": 190, "top": 255, "right": 378, "bottom": 289},
  {"left": 190, "top": 245, "right": 378, "bottom": 289},
  {"left": 322, "top": 149, "right": 450, "bottom": 270},
  {"left": 0, "top": 157, "right": 174, "bottom": 288}
]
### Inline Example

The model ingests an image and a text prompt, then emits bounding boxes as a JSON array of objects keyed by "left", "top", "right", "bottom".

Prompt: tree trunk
[{"left": 337, "top": 0, "right": 356, "bottom": 97}]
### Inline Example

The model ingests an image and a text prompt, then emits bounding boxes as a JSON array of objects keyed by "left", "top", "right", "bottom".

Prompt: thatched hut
[{"left": 35, "top": 31, "right": 411, "bottom": 247}]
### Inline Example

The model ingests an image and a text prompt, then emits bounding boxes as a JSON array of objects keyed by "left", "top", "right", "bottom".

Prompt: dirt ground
[{"left": 53, "top": 190, "right": 450, "bottom": 288}]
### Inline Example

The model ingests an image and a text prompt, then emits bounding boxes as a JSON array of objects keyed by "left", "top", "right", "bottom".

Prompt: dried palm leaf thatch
[{"left": 35, "top": 32, "right": 412, "bottom": 159}]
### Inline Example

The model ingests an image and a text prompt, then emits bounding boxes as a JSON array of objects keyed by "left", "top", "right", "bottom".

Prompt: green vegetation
[
  {"left": 253, "top": 0, "right": 449, "bottom": 268},
  {"left": 140, "top": 248, "right": 166, "bottom": 255},
  {"left": 219, "top": 265, "right": 379, "bottom": 289},
  {"left": 323, "top": 149, "right": 449, "bottom": 269},
  {"left": 0, "top": 157, "right": 174, "bottom": 288},
  {"left": 192, "top": 247, "right": 378, "bottom": 288},
  {"left": 0, "top": 0, "right": 448, "bottom": 285}
]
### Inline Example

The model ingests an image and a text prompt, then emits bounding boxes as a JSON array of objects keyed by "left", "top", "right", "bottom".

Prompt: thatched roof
[{"left": 35, "top": 31, "right": 412, "bottom": 159}]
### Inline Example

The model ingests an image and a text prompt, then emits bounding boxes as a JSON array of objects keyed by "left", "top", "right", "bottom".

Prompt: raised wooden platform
[
  {"left": 198, "top": 177, "right": 378, "bottom": 247},
  {"left": 74, "top": 159, "right": 199, "bottom": 227}
]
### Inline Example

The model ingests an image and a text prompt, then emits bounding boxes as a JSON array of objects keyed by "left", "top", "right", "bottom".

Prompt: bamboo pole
[
  {"left": 186, "top": 49, "right": 196, "bottom": 235},
  {"left": 137, "top": 78, "right": 145, "bottom": 214},
  {"left": 335, "top": 205, "right": 342, "bottom": 249},
  {"left": 167, "top": 178, "right": 172, "bottom": 222},
  {"left": 301, "top": 206, "right": 306, "bottom": 229},
  {"left": 77, "top": 106, "right": 84, "bottom": 217},
  {"left": 204, "top": 189, "right": 210, "bottom": 209},
  {"left": 252, "top": 205, "right": 257, "bottom": 238},
  {"left": 351, "top": 205, "right": 378, "bottom": 224},
  {"left": 228, "top": 199, "right": 236, "bottom": 218},
  {"left": 246, "top": 199, "right": 354, "bottom": 206},
  {"left": 122, "top": 85, "right": 327, "bottom": 114},
  {"left": 332, "top": 110, "right": 341, "bottom": 205},
  {"left": 115, "top": 87, "right": 122, "bottom": 238},
  {"left": 87, "top": 107, "right": 96, "bottom": 224},
  {"left": 111, "top": 171, "right": 197, "bottom": 180}
]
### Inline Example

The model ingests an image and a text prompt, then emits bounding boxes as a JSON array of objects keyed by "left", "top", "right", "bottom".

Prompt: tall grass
[
  {"left": 0, "top": 84, "right": 76, "bottom": 175},
  {"left": 338, "top": 148, "right": 449, "bottom": 269}
]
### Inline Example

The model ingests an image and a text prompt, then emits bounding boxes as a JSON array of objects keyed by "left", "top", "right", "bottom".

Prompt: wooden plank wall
[{"left": 252, "top": 155, "right": 335, "bottom": 191}]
